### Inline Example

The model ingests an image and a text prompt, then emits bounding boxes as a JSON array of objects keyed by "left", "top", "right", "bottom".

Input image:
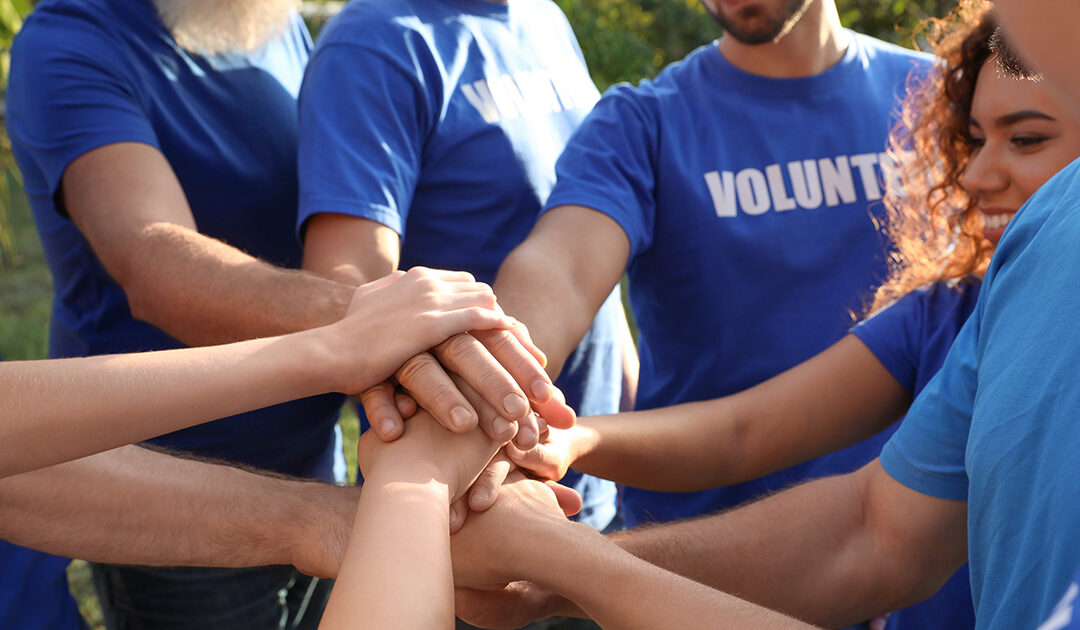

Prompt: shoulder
[
  {"left": 316, "top": 0, "right": 431, "bottom": 47},
  {"left": 850, "top": 31, "right": 936, "bottom": 73},
  {"left": 13, "top": 0, "right": 128, "bottom": 60}
]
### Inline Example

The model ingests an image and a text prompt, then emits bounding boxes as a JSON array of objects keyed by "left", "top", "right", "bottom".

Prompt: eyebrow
[{"left": 970, "top": 110, "right": 1057, "bottom": 129}]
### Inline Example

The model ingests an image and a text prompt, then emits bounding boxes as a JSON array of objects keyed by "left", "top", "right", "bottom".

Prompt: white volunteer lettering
[
  {"left": 513, "top": 70, "right": 563, "bottom": 115},
  {"left": 736, "top": 168, "right": 770, "bottom": 215},
  {"left": 465, "top": 70, "right": 587, "bottom": 122},
  {"left": 461, "top": 80, "right": 500, "bottom": 123},
  {"left": 550, "top": 73, "right": 580, "bottom": 111},
  {"left": 704, "top": 152, "right": 896, "bottom": 217},
  {"left": 765, "top": 164, "right": 797, "bottom": 212},
  {"left": 818, "top": 155, "right": 857, "bottom": 207},
  {"left": 704, "top": 170, "right": 736, "bottom": 217},
  {"left": 1037, "top": 582, "right": 1078, "bottom": 630},
  {"left": 788, "top": 160, "right": 823, "bottom": 209},
  {"left": 849, "top": 152, "right": 882, "bottom": 200},
  {"left": 487, "top": 74, "right": 524, "bottom": 120}
]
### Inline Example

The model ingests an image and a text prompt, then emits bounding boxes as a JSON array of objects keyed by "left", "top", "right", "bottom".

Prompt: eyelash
[{"left": 962, "top": 135, "right": 1048, "bottom": 150}]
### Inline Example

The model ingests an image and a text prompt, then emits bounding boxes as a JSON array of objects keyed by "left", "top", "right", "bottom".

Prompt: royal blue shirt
[
  {"left": 547, "top": 33, "right": 933, "bottom": 525},
  {"left": 296, "top": 0, "right": 623, "bottom": 526},
  {"left": 881, "top": 159, "right": 1080, "bottom": 629},
  {"left": 852, "top": 280, "right": 980, "bottom": 629},
  {"left": 7, "top": 0, "right": 343, "bottom": 478}
]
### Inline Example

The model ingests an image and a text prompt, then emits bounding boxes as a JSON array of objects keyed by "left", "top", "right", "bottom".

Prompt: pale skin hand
[
  {"left": 456, "top": 461, "right": 968, "bottom": 629},
  {"left": 510, "top": 334, "right": 911, "bottom": 490},
  {"left": 320, "top": 414, "right": 502, "bottom": 629},
  {"left": 304, "top": 213, "right": 572, "bottom": 445},
  {"left": 451, "top": 475, "right": 817, "bottom": 630},
  {"left": 0, "top": 267, "right": 511, "bottom": 479},
  {"left": 0, "top": 445, "right": 358, "bottom": 579}
]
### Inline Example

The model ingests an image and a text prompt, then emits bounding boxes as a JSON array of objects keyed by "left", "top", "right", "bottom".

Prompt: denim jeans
[{"left": 90, "top": 564, "right": 331, "bottom": 629}]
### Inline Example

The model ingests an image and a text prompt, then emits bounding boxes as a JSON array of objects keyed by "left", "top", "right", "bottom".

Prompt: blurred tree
[
  {"left": 559, "top": 0, "right": 958, "bottom": 90},
  {"left": 1, "top": 0, "right": 33, "bottom": 268}
]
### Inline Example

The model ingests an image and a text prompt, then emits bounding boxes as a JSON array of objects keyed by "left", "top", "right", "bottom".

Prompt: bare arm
[
  {"left": 513, "top": 334, "right": 911, "bottom": 491},
  {"left": 60, "top": 142, "right": 356, "bottom": 345},
  {"left": 453, "top": 477, "right": 817, "bottom": 630},
  {"left": 0, "top": 268, "right": 510, "bottom": 478},
  {"left": 322, "top": 412, "right": 502, "bottom": 629},
  {"left": 457, "top": 461, "right": 967, "bottom": 628},
  {"left": 0, "top": 445, "right": 357, "bottom": 578},
  {"left": 607, "top": 461, "right": 967, "bottom": 627},
  {"left": 493, "top": 205, "right": 630, "bottom": 378}
]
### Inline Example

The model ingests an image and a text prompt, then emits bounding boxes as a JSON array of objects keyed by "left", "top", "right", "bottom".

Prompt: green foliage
[{"left": 560, "top": 0, "right": 959, "bottom": 91}]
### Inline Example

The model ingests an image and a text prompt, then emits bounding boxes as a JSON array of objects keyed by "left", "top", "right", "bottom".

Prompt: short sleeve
[
  {"left": 296, "top": 34, "right": 432, "bottom": 238},
  {"left": 851, "top": 290, "right": 925, "bottom": 393},
  {"left": 6, "top": 14, "right": 158, "bottom": 206},
  {"left": 544, "top": 84, "right": 659, "bottom": 260},
  {"left": 879, "top": 299, "right": 980, "bottom": 501}
]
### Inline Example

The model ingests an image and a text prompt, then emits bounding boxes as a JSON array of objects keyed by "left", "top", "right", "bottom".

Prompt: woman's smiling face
[{"left": 961, "top": 61, "right": 1080, "bottom": 243}]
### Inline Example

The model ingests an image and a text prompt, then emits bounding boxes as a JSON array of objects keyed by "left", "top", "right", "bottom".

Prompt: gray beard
[{"left": 152, "top": 0, "right": 299, "bottom": 55}]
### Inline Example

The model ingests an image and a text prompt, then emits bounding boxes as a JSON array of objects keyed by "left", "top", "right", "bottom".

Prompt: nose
[{"left": 961, "top": 144, "right": 1008, "bottom": 197}]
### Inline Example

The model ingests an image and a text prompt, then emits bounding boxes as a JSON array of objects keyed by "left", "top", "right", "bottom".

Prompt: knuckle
[{"left": 395, "top": 353, "right": 438, "bottom": 384}]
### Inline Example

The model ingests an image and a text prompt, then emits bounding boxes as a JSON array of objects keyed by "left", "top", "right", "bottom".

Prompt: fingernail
[
  {"left": 471, "top": 489, "right": 490, "bottom": 506},
  {"left": 451, "top": 406, "right": 475, "bottom": 430},
  {"left": 503, "top": 393, "right": 529, "bottom": 418},
  {"left": 516, "top": 425, "right": 537, "bottom": 447},
  {"left": 491, "top": 416, "right": 514, "bottom": 439},
  {"left": 531, "top": 378, "right": 553, "bottom": 400},
  {"left": 380, "top": 419, "right": 398, "bottom": 436}
]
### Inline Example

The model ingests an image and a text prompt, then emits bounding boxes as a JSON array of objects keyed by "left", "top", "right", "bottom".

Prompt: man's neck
[{"left": 717, "top": 0, "right": 847, "bottom": 78}]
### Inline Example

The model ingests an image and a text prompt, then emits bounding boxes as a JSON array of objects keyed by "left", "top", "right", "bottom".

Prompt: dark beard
[{"left": 704, "top": 0, "right": 812, "bottom": 45}]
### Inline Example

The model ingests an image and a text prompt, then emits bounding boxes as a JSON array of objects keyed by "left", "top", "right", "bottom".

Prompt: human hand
[
  {"left": 321, "top": 267, "right": 513, "bottom": 396},
  {"left": 504, "top": 425, "right": 586, "bottom": 482},
  {"left": 360, "top": 325, "right": 576, "bottom": 444},
  {"left": 450, "top": 473, "right": 582, "bottom": 590},
  {"left": 454, "top": 582, "right": 575, "bottom": 630},
  {"left": 356, "top": 411, "right": 501, "bottom": 504}
]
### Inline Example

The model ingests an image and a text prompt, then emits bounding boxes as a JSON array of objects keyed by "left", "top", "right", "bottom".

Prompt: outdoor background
[{"left": 0, "top": 0, "right": 955, "bottom": 627}]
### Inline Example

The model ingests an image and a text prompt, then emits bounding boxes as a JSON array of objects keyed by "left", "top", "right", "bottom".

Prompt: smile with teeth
[{"left": 982, "top": 212, "right": 1015, "bottom": 229}]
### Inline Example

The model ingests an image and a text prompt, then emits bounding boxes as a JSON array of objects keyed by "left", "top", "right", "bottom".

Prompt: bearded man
[
  {"left": 433, "top": 0, "right": 959, "bottom": 627},
  {"left": 5, "top": 0, "right": 559, "bottom": 626}
]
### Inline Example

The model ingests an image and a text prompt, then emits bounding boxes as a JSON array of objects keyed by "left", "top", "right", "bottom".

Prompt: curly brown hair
[{"left": 865, "top": 0, "right": 997, "bottom": 315}]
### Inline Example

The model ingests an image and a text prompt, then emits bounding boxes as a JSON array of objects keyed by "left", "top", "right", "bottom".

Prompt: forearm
[
  {"left": 533, "top": 523, "right": 816, "bottom": 629},
  {"left": 322, "top": 470, "right": 454, "bottom": 629},
  {"left": 0, "top": 329, "right": 342, "bottom": 478},
  {"left": 0, "top": 445, "right": 357, "bottom": 575},
  {"left": 572, "top": 335, "right": 910, "bottom": 490},
  {"left": 605, "top": 469, "right": 929, "bottom": 627},
  {"left": 124, "top": 222, "right": 355, "bottom": 345},
  {"left": 493, "top": 244, "right": 606, "bottom": 379},
  {"left": 570, "top": 400, "right": 747, "bottom": 491}
]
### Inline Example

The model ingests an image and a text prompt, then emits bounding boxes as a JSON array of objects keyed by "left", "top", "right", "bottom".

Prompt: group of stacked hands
[{"left": 4, "top": 0, "right": 1080, "bottom": 628}]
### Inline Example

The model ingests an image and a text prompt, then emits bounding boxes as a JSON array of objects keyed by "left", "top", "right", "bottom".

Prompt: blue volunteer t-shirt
[
  {"left": 881, "top": 159, "right": 1080, "bottom": 630},
  {"left": 547, "top": 33, "right": 933, "bottom": 525},
  {"left": 6, "top": 0, "right": 343, "bottom": 478},
  {"left": 852, "top": 280, "right": 980, "bottom": 629},
  {"left": 296, "top": 0, "right": 622, "bottom": 527}
]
